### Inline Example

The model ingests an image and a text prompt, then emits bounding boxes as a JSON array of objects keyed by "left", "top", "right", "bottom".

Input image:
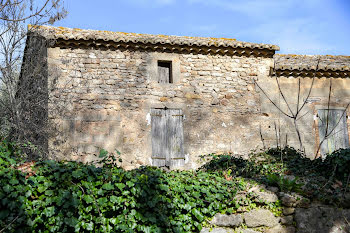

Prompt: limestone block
[
  {"left": 247, "top": 100, "right": 257, "bottom": 107},
  {"left": 159, "top": 97, "right": 168, "bottom": 102},
  {"left": 280, "top": 193, "right": 310, "bottom": 208},
  {"left": 198, "top": 71, "right": 211, "bottom": 76},
  {"left": 282, "top": 207, "right": 295, "bottom": 215},
  {"left": 210, "top": 213, "right": 243, "bottom": 227},
  {"left": 281, "top": 216, "right": 293, "bottom": 225},
  {"left": 280, "top": 194, "right": 296, "bottom": 207},
  {"left": 233, "top": 229, "right": 260, "bottom": 233},
  {"left": 200, "top": 228, "right": 234, "bottom": 233},
  {"left": 239, "top": 229, "right": 260, "bottom": 233},
  {"left": 265, "top": 225, "right": 296, "bottom": 233},
  {"left": 244, "top": 209, "right": 279, "bottom": 228},
  {"left": 255, "top": 190, "right": 278, "bottom": 203},
  {"left": 212, "top": 72, "right": 223, "bottom": 77}
]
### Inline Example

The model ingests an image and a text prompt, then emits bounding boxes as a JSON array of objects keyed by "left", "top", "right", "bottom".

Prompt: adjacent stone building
[
  {"left": 19, "top": 25, "right": 350, "bottom": 169},
  {"left": 260, "top": 54, "right": 350, "bottom": 157}
]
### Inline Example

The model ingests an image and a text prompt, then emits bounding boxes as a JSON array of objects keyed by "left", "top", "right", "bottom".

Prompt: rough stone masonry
[{"left": 19, "top": 25, "right": 350, "bottom": 169}]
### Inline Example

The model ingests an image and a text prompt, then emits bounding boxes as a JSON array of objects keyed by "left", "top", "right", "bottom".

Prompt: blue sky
[{"left": 56, "top": 0, "right": 350, "bottom": 55}]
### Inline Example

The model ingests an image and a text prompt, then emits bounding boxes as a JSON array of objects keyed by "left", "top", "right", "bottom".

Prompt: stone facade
[
  {"left": 21, "top": 25, "right": 350, "bottom": 168},
  {"left": 258, "top": 54, "right": 350, "bottom": 158},
  {"left": 47, "top": 45, "right": 272, "bottom": 169}
]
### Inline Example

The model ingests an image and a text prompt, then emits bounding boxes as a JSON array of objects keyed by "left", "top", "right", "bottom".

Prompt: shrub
[
  {"left": 266, "top": 174, "right": 302, "bottom": 192},
  {"left": 0, "top": 144, "right": 241, "bottom": 232},
  {"left": 322, "top": 148, "right": 350, "bottom": 181}
]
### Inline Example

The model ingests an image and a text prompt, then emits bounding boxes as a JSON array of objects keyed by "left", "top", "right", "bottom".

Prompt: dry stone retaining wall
[{"left": 201, "top": 186, "right": 350, "bottom": 233}]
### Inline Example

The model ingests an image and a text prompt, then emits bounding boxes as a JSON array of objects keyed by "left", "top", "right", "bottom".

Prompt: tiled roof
[
  {"left": 28, "top": 25, "right": 279, "bottom": 57},
  {"left": 273, "top": 54, "right": 350, "bottom": 78},
  {"left": 274, "top": 54, "right": 350, "bottom": 71}
]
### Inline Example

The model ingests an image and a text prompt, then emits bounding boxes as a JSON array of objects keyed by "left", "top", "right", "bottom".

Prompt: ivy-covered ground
[
  {"left": 200, "top": 147, "right": 350, "bottom": 206},
  {"left": 1, "top": 139, "right": 350, "bottom": 232}
]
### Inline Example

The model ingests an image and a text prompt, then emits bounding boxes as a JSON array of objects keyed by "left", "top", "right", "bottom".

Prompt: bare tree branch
[
  {"left": 257, "top": 58, "right": 321, "bottom": 152},
  {"left": 255, "top": 81, "right": 293, "bottom": 118},
  {"left": 0, "top": 0, "right": 67, "bottom": 157}
]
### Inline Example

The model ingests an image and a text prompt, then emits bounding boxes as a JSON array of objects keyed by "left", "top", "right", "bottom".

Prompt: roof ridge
[
  {"left": 275, "top": 54, "right": 350, "bottom": 58},
  {"left": 274, "top": 53, "right": 350, "bottom": 75},
  {"left": 27, "top": 25, "right": 280, "bottom": 56}
]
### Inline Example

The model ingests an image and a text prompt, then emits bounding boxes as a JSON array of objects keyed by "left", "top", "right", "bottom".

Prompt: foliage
[
  {"left": 199, "top": 146, "right": 350, "bottom": 205},
  {"left": 264, "top": 200, "right": 283, "bottom": 217},
  {"left": 4, "top": 140, "right": 350, "bottom": 232},
  {"left": 199, "top": 151, "right": 286, "bottom": 178},
  {"left": 266, "top": 174, "right": 302, "bottom": 193},
  {"left": 322, "top": 148, "right": 350, "bottom": 181},
  {"left": 95, "top": 148, "right": 123, "bottom": 168},
  {"left": 200, "top": 147, "right": 327, "bottom": 180},
  {"left": 0, "top": 143, "right": 243, "bottom": 233}
]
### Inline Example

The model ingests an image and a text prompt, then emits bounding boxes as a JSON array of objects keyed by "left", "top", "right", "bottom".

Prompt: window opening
[{"left": 157, "top": 61, "right": 172, "bottom": 84}]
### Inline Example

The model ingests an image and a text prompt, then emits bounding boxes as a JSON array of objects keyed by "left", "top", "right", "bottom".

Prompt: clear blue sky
[{"left": 56, "top": 0, "right": 350, "bottom": 55}]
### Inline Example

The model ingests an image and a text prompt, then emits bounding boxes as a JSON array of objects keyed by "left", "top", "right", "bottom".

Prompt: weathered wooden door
[
  {"left": 151, "top": 108, "right": 185, "bottom": 168},
  {"left": 318, "top": 109, "right": 349, "bottom": 156}
]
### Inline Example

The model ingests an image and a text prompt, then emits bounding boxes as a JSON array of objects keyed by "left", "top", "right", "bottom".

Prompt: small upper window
[{"left": 157, "top": 61, "right": 172, "bottom": 84}]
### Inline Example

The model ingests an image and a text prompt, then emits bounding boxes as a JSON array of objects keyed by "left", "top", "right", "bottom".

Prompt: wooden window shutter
[
  {"left": 151, "top": 108, "right": 185, "bottom": 168},
  {"left": 167, "top": 109, "right": 185, "bottom": 167},
  {"left": 318, "top": 109, "right": 349, "bottom": 156},
  {"left": 157, "top": 61, "right": 172, "bottom": 84},
  {"left": 151, "top": 109, "right": 167, "bottom": 167}
]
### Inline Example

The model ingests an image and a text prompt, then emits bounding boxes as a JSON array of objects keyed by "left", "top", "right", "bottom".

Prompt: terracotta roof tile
[
  {"left": 28, "top": 25, "right": 280, "bottom": 53},
  {"left": 274, "top": 54, "right": 350, "bottom": 72}
]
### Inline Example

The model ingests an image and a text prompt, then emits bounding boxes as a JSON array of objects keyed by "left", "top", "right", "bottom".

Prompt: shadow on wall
[
  {"left": 258, "top": 75, "right": 350, "bottom": 158},
  {"left": 47, "top": 49, "right": 150, "bottom": 164},
  {"left": 17, "top": 34, "right": 49, "bottom": 159},
  {"left": 32, "top": 42, "right": 267, "bottom": 166}
]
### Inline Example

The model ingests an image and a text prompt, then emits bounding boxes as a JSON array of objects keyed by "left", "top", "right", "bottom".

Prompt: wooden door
[
  {"left": 318, "top": 109, "right": 349, "bottom": 156},
  {"left": 151, "top": 108, "right": 185, "bottom": 168}
]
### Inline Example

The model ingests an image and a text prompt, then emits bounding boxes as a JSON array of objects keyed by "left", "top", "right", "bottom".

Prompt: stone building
[
  {"left": 260, "top": 54, "right": 350, "bottom": 157},
  {"left": 19, "top": 25, "right": 350, "bottom": 169}
]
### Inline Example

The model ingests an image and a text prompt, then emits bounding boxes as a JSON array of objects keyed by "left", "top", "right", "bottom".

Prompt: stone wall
[
  {"left": 201, "top": 185, "right": 350, "bottom": 233},
  {"left": 41, "top": 41, "right": 350, "bottom": 165},
  {"left": 47, "top": 46, "right": 273, "bottom": 169}
]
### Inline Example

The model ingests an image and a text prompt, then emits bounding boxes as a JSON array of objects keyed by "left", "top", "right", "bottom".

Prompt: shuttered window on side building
[{"left": 318, "top": 109, "right": 349, "bottom": 156}]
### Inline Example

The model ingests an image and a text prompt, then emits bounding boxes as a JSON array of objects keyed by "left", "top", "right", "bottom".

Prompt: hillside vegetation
[{"left": 1, "top": 139, "right": 349, "bottom": 232}]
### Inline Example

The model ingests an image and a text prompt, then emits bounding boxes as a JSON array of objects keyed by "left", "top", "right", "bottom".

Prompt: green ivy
[
  {"left": 266, "top": 174, "right": 302, "bottom": 193},
  {"left": 199, "top": 146, "right": 350, "bottom": 206},
  {"left": 0, "top": 143, "right": 243, "bottom": 232},
  {"left": 3, "top": 140, "right": 350, "bottom": 232}
]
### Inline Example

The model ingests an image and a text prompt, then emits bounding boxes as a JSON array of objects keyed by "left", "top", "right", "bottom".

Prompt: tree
[{"left": 0, "top": 1, "right": 67, "bottom": 155}]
